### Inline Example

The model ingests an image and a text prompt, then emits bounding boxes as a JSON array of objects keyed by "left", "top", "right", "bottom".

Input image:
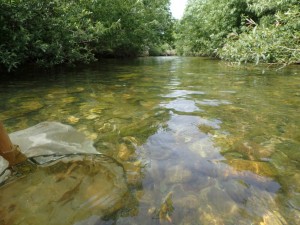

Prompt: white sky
[{"left": 170, "top": 0, "right": 188, "bottom": 19}]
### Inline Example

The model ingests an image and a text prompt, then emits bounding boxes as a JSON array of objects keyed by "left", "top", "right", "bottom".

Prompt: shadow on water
[{"left": 0, "top": 57, "right": 299, "bottom": 224}]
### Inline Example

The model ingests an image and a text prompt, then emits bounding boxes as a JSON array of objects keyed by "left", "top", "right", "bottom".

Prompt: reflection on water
[{"left": 0, "top": 57, "right": 299, "bottom": 224}]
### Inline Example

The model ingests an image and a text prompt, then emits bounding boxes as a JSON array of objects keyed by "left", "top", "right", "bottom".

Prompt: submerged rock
[
  {"left": 0, "top": 100, "right": 44, "bottom": 121},
  {"left": 67, "top": 115, "right": 80, "bottom": 124},
  {"left": 199, "top": 211, "right": 225, "bottom": 225},
  {"left": 222, "top": 180, "right": 251, "bottom": 204},
  {"left": 117, "top": 143, "right": 132, "bottom": 161},
  {"left": 165, "top": 164, "right": 192, "bottom": 184},
  {"left": 173, "top": 194, "right": 199, "bottom": 210},
  {"left": 226, "top": 159, "right": 278, "bottom": 177},
  {"left": 159, "top": 191, "right": 174, "bottom": 224},
  {"left": 260, "top": 210, "right": 288, "bottom": 225},
  {"left": 146, "top": 191, "right": 175, "bottom": 224},
  {"left": 122, "top": 161, "right": 143, "bottom": 186},
  {"left": 19, "top": 100, "right": 44, "bottom": 112},
  {"left": 0, "top": 155, "right": 131, "bottom": 225}
]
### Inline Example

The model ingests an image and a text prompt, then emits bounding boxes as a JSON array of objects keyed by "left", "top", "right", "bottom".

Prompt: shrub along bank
[
  {"left": 0, "top": 0, "right": 174, "bottom": 72},
  {"left": 176, "top": 0, "right": 300, "bottom": 66}
]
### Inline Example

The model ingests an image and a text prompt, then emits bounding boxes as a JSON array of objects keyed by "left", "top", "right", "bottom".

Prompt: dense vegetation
[
  {"left": 0, "top": 0, "right": 173, "bottom": 72},
  {"left": 1, "top": 0, "right": 299, "bottom": 72},
  {"left": 176, "top": 0, "right": 300, "bottom": 65}
]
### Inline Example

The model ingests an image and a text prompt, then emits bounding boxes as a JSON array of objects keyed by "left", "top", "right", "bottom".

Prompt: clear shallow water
[{"left": 0, "top": 57, "right": 299, "bottom": 224}]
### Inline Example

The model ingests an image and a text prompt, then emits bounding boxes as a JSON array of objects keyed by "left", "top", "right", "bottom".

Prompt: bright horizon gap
[{"left": 170, "top": 0, "right": 188, "bottom": 19}]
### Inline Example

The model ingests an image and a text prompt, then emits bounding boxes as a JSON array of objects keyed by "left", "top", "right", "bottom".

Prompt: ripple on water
[{"left": 0, "top": 57, "right": 299, "bottom": 224}]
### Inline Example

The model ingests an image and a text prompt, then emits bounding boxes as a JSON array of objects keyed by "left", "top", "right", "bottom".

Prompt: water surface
[{"left": 0, "top": 57, "right": 299, "bottom": 224}]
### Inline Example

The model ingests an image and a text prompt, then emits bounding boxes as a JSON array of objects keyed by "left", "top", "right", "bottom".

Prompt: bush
[
  {"left": 0, "top": 0, "right": 174, "bottom": 72},
  {"left": 220, "top": 3, "right": 300, "bottom": 65},
  {"left": 176, "top": 0, "right": 300, "bottom": 65},
  {"left": 175, "top": 0, "right": 251, "bottom": 56}
]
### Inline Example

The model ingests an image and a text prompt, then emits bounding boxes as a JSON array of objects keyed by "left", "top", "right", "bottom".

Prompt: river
[{"left": 0, "top": 57, "right": 299, "bottom": 224}]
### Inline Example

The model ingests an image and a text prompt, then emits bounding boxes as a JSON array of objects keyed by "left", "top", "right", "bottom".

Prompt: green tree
[
  {"left": 220, "top": 0, "right": 300, "bottom": 65},
  {"left": 0, "top": 0, "right": 108, "bottom": 71},
  {"left": 176, "top": 0, "right": 251, "bottom": 56},
  {"left": 0, "top": 0, "right": 174, "bottom": 72},
  {"left": 88, "top": 0, "right": 173, "bottom": 56},
  {"left": 176, "top": 0, "right": 300, "bottom": 65}
]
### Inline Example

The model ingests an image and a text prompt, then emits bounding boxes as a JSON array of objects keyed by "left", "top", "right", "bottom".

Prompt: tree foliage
[
  {"left": 0, "top": 0, "right": 173, "bottom": 72},
  {"left": 176, "top": 0, "right": 251, "bottom": 56},
  {"left": 176, "top": 0, "right": 300, "bottom": 65},
  {"left": 220, "top": 0, "right": 300, "bottom": 65}
]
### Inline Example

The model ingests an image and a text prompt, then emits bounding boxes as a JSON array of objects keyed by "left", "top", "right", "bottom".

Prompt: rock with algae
[
  {"left": 0, "top": 99, "right": 44, "bottom": 121},
  {"left": 117, "top": 143, "right": 133, "bottom": 161},
  {"left": 159, "top": 191, "right": 174, "bottom": 224},
  {"left": 260, "top": 210, "right": 288, "bottom": 225},
  {"left": 0, "top": 122, "right": 140, "bottom": 225},
  {"left": 148, "top": 191, "right": 174, "bottom": 224},
  {"left": 226, "top": 159, "right": 278, "bottom": 177},
  {"left": 0, "top": 155, "right": 131, "bottom": 225},
  {"left": 165, "top": 164, "right": 192, "bottom": 184}
]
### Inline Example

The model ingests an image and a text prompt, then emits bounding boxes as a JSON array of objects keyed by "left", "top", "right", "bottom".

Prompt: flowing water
[{"left": 0, "top": 57, "right": 299, "bottom": 225}]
